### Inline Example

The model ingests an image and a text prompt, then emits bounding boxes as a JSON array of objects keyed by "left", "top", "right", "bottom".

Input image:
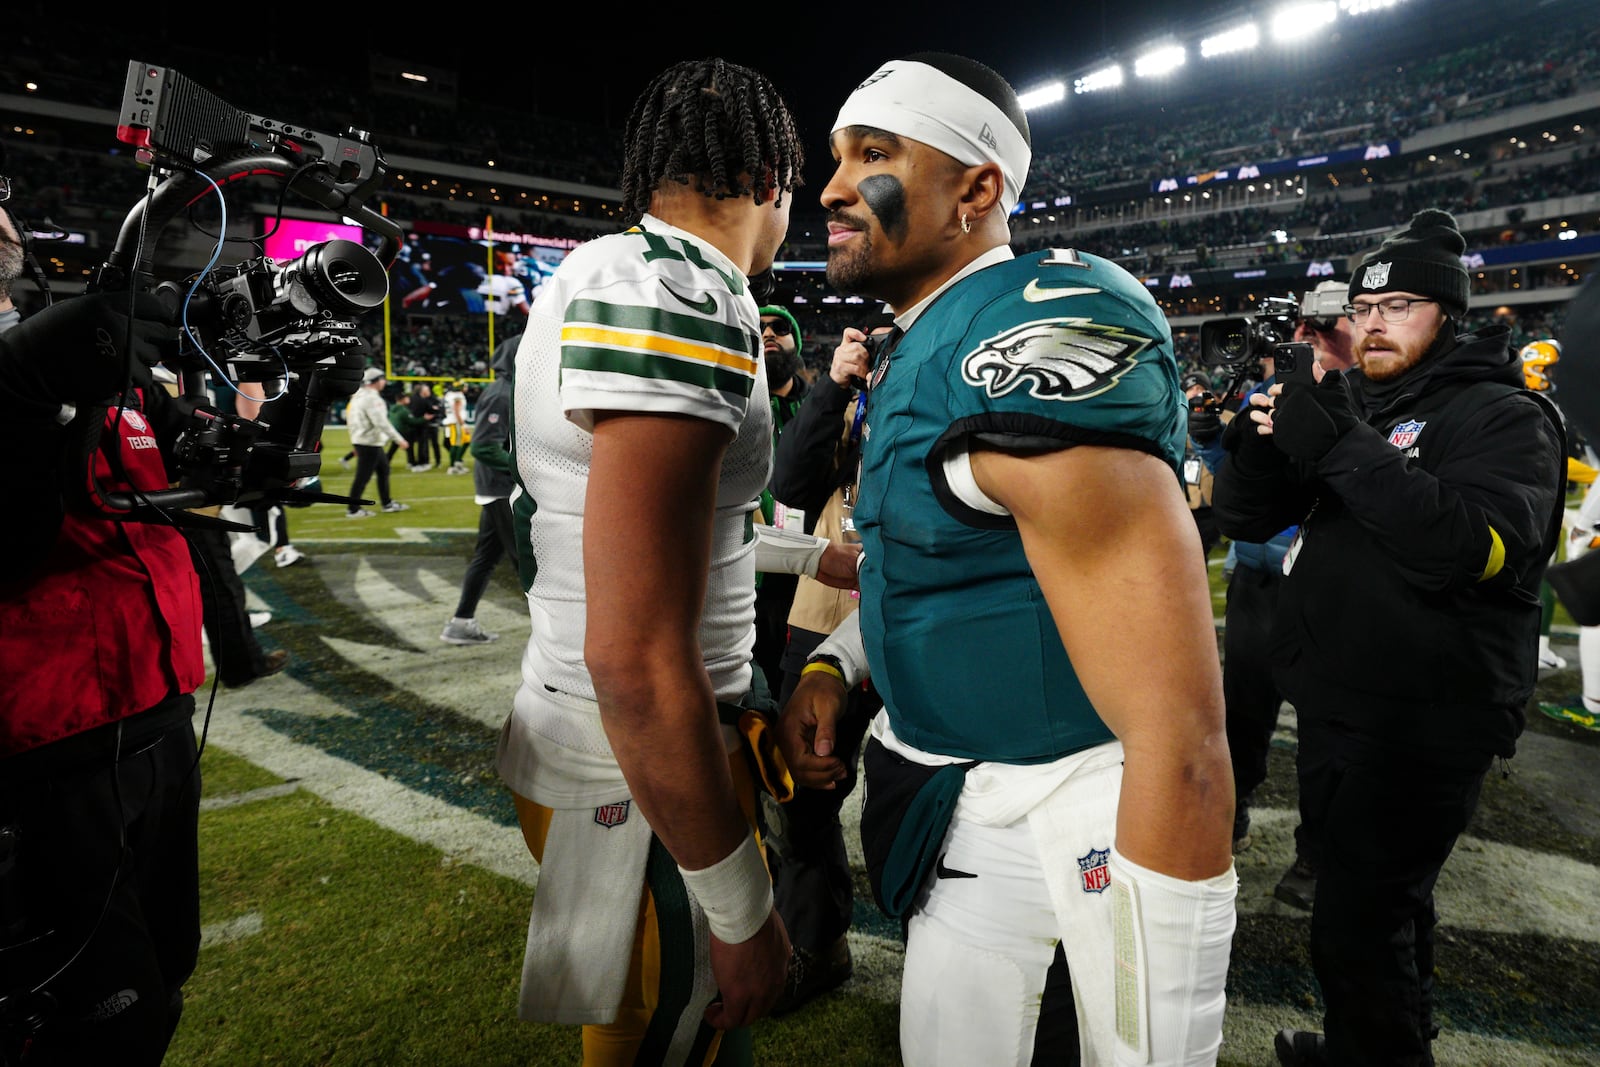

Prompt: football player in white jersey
[{"left": 494, "top": 58, "right": 808, "bottom": 1067}]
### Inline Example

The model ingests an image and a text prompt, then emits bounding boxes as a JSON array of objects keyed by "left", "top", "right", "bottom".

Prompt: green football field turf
[{"left": 162, "top": 429, "right": 1600, "bottom": 1065}]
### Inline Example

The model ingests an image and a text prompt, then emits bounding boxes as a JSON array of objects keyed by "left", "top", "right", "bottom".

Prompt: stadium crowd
[{"left": 5, "top": 6, "right": 1600, "bottom": 1064}]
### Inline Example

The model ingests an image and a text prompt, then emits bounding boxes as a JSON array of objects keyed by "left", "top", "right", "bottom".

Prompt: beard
[
  {"left": 824, "top": 213, "right": 875, "bottom": 295},
  {"left": 1356, "top": 322, "right": 1441, "bottom": 382},
  {"left": 764, "top": 342, "right": 800, "bottom": 390},
  {"left": 0, "top": 236, "right": 22, "bottom": 301}
]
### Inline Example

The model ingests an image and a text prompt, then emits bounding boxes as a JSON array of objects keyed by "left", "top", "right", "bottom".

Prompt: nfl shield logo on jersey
[
  {"left": 594, "top": 800, "right": 631, "bottom": 829},
  {"left": 1388, "top": 419, "right": 1425, "bottom": 448},
  {"left": 1077, "top": 846, "right": 1111, "bottom": 893},
  {"left": 1362, "top": 261, "right": 1392, "bottom": 289}
]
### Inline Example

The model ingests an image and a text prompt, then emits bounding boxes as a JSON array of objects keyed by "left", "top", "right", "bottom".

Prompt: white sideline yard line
[
  {"left": 198, "top": 672, "right": 539, "bottom": 889},
  {"left": 200, "top": 911, "right": 264, "bottom": 948},
  {"left": 200, "top": 782, "right": 302, "bottom": 811}
]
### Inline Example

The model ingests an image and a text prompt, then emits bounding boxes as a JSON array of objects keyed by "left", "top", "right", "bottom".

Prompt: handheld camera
[{"left": 79, "top": 61, "right": 404, "bottom": 528}]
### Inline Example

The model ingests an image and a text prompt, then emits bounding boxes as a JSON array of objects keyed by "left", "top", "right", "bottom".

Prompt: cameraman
[
  {"left": 0, "top": 282, "right": 204, "bottom": 1066},
  {"left": 1213, "top": 210, "right": 1565, "bottom": 1066}
]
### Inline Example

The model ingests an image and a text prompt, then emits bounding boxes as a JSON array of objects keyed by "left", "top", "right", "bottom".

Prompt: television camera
[
  {"left": 1190, "top": 286, "right": 1348, "bottom": 415},
  {"left": 79, "top": 61, "right": 404, "bottom": 530}
]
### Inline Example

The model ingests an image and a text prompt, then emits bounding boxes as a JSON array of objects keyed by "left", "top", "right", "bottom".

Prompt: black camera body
[
  {"left": 80, "top": 61, "right": 403, "bottom": 526},
  {"left": 1199, "top": 296, "right": 1302, "bottom": 367}
]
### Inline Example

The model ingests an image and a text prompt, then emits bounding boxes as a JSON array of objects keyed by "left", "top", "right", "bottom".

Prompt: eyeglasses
[
  {"left": 0, "top": 175, "right": 10, "bottom": 203},
  {"left": 761, "top": 317, "right": 793, "bottom": 337},
  {"left": 1343, "top": 298, "right": 1436, "bottom": 324}
]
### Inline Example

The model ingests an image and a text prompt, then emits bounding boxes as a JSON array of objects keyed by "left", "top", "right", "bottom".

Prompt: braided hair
[{"left": 620, "top": 58, "right": 805, "bottom": 225}]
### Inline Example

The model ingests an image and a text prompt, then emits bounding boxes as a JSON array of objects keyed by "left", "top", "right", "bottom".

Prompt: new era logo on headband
[
  {"left": 979, "top": 123, "right": 998, "bottom": 152},
  {"left": 1363, "top": 261, "right": 1392, "bottom": 289},
  {"left": 856, "top": 69, "right": 892, "bottom": 91}
]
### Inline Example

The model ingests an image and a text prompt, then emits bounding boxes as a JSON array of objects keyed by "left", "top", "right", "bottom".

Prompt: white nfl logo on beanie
[{"left": 1363, "top": 261, "right": 1392, "bottom": 289}]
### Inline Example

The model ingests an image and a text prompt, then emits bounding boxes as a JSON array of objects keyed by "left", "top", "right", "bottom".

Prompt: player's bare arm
[
  {"left": 583, "top": 409, "right": 789, "bottom": 1025},
  {"left": 971, "top": 442, "right": 1235, "bottom": 879}
]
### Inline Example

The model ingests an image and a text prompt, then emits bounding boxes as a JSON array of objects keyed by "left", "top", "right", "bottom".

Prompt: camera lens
[
  {"left": 291, "top": 239, "right": 388, "bottom": 315},
  {"left": 1220, "top": 330, "right": 1247, "bottom": 359}
]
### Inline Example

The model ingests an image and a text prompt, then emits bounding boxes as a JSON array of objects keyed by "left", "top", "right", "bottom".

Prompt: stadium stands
[{"left": 4, "top": 5, "right": 1596, "bottom": 375}]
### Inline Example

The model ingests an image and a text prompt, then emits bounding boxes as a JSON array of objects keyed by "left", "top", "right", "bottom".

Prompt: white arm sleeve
[
  {"left": 753, "top": 522, "right": 830, "bottom": 577},
  {"left": 807, "top": 609, "right": 871, "bottom": 687}
]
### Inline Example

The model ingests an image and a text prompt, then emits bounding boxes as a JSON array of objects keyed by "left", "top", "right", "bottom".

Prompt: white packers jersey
[
  {"left": 512, "top": 213, "right": 771, "bottom": 707},
  {"left": 441, "top": 389, "right": 467, "bottom": 427}
]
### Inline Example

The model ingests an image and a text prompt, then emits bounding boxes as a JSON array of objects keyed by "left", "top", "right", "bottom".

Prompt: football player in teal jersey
[{"left": 778, "top": 53, "right": 1238, "bottom": 1066}]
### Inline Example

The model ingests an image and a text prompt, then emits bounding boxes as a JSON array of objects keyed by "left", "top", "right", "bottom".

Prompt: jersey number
[{"left": 638, "top": 231, "right": 746, "bottom": 296}]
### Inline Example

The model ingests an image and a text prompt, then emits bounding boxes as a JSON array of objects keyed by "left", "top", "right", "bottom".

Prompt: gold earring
[{"left": 960, "top": 213, "right": 971, "bottom": 235}]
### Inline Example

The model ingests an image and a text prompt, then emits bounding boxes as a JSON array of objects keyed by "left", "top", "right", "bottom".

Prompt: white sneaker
[
  {"left": 409, "top": 464, "right": 429, "bottom": 472},
  {"left": 1539, "top": 648, "right": 1568, "bottom": 670},
  {"left": 346, "top": 508, "right": 375, "bottom": 519},
  {"left": 249, "top": 611, "right": 272, "bottom": 628},
  {"left": 275, "top": 545, "right": 305, "bottom": 568},
  {"left": 381, "top": 501, "right": 410, "bottom": 513},
  {"left": 440, "top": 617, "right": 498, "bottom": 644}
]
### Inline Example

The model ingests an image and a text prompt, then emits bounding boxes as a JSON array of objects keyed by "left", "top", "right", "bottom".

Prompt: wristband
[
  {"left": 677, "top": 834, "right": 773, "bottom": 944},
  {"left": 809, "top": 610, "right": 870, "bottom": 688},
  {"left": 753, "top": 523, "right": 829, "bottom": 577},
  {"left": 801, "top": 657, "right": 848, "bottom": 687}
]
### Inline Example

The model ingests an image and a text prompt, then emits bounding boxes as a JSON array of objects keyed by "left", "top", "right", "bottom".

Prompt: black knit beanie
[{"left": 1349, "top": 208, "right": 1471, "bottom": 318}]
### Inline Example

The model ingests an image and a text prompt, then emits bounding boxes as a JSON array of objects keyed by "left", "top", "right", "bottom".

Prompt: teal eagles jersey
[{"left": 856, "top": 248, "right": 1184, "bottom": 762}]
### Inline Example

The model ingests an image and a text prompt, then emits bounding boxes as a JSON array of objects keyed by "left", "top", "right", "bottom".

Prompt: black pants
[
  {"left": 1222, "top": 563, "right": 1285, "bottom": 811},
  {"left": 188, "top": 525, "right": 272, "bottom": 686},
  {"left": 1191, "top": 504, "right": 1221, "bottom": 559},
  {"left": 405, "top": 426, "right": 432, "bottom": 466},
  {"left": 1296, "top": 710, "right": 1490, "bottom": 1067},
  {"left": 0, "top": 698, "right": 201, "bottom": 1067},
  {"left": 752, "top": 574, "right": 798, "bottom": 704},
  {"left": 452, "top": 498, "right": 516, "bottom": 618},
  {"left": 767, "top": 626, "right": 879, "bottom": 954},
  {"left": 346, "top": 444, "right": 392, "bottom": 511}
]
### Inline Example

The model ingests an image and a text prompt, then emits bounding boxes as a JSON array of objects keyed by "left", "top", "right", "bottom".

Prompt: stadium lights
[
  {"left": 1074, "top": 63, "right": 1124, "bottom": 94},
  {"left": 1018, "top": 82, "right": 1067, "bottom": 111},
  {"left": 1340, "top": 0, "right": 1404, "bottom": 13},
  {"left": 1134, "top": 45, "right": 1187, "bottom": 79},
  {"left": 1201, "top": 23, "right": 1260, "bottom": 58},
  {"left": 1272, "top": 1, "right": 1338, "bottom": 41}
]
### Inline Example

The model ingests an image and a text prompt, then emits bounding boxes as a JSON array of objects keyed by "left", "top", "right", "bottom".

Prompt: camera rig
[
  {"left": 80, "top": 61, "right": 404, "bottom": 529},
  {"left": 1191, "top": 285, "right": 1349, "bottom": 409}
]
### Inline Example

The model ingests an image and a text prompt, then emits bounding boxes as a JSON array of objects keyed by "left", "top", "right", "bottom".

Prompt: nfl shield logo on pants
[
  {"left": 594, "top": 800, "right": 631, "bottom": 828},
  {"left": 1077, "top": 847, "right": 1111, "bottom": 893}
]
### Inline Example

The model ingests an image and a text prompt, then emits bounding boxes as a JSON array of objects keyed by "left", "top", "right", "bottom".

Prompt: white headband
[{"left": 832, "top": 59, "right": 1031, "bottom": 218}]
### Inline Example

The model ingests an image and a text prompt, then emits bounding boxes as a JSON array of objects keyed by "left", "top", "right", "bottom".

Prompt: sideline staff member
[
  {"left": 0, "top": 290, "right": 203, "bottom": 1066},
  {"left": 1213, "top": 208, "right": 1565, "bottom": 1066}
]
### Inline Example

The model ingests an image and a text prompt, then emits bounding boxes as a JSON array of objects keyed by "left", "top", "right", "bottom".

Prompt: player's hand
[
  {"left": 705, "top": 908, "right": 790, "bottom": 1029},
  {"left": 777, "top": 672, "right": 849, "bottom": 789},
  {"left": 831, "top": 328, "right": 872, "bottom": 388},
  {"left": 813, "top": 539, "right": 862, "bottom": 590}
]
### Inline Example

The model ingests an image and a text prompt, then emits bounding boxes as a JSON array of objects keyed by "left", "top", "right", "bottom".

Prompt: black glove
[
  {"left": 1187, "top": 398, "right": 1223, "bottom": 444},
  {"left": 0, "top": 291, "right": 179, "bottom": 404},
  {"left": 1271, "top": 371, "right": 1359, "bottom": 461}
]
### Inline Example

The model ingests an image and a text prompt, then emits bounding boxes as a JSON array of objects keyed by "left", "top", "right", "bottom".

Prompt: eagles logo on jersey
[{"left": 960, "top": 317, "right": 1155, "bottom": 402}]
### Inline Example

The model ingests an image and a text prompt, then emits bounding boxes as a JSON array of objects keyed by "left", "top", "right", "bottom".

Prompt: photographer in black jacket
[{"left": 1212, "top": 209, "right": 1566, "bottom": 1067}]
